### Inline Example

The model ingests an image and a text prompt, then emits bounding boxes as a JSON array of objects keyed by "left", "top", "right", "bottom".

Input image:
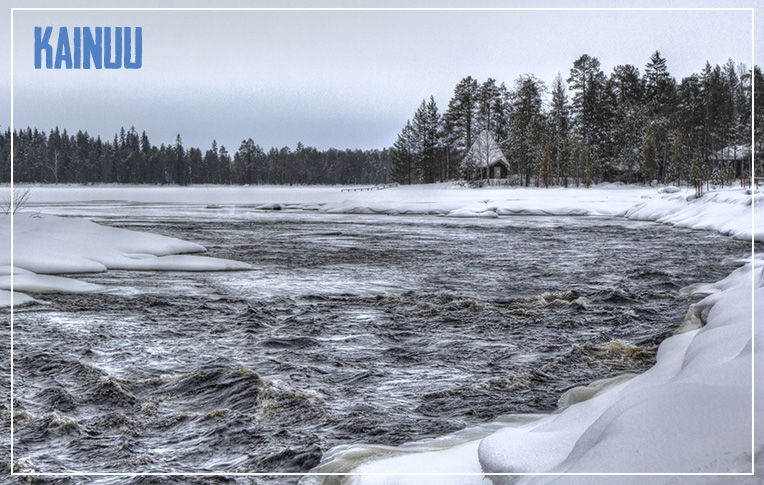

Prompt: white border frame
[{"left": 8, "top": 6, "right": 757, "bottom": 479}]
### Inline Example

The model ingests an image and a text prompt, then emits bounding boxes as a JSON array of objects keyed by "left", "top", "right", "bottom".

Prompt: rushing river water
[{"left": 0, "top": 204, "right": 753, "bottom": 483}]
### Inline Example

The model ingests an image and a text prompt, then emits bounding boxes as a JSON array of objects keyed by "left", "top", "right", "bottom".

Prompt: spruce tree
[
  {"left": 509, "top": 75, "right": 546, "bottom": 186},
  {"left": 642, "top": 125, "right": 658, "bottom": 185},
  {"left": 445, "top": 76, "right": 479, "bottom": 153},
  {"left": 391, "top": 121, "right": 417, "bottom": 185},
  {"left": 644, "top": 51, "right": 673, "bottom": 110},
  {"left": 666, "top": 133, "right": 685, "bottom": 185},
  {"left": 689, "top": 150, "right": 704, "bottom": 184},
  {"left": 174, "top": 134, "right": 188, "bottom": 185},
  {"left": 413, "top": 96, "right": 442, "bottom": 183},
  {"left": 549, "top": 73, "right": 571, "bottom": 186},
  {"left": 539, "top": 140, "right": 552, "bottom": 187}
]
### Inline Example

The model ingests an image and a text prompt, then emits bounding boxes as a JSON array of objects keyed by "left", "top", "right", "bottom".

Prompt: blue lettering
[
  {"left": 54, "top": 27, "right": 72, "bottom": 69},
  {"left": 35, "top": 26, "right": 141, "bottom": 70},
  {"left": 83, "top": 27, "right": 102, "bottom": 69},
  {"left": 34, "top": 26, "right": 53, "bottom": 69},
  {"left": 124, "top": 27, "right": 142, "bottom": 69},
  {"left": 73, "top": 27, "right": 81, "bottom": 69},
  {"left": 104, "top": 27, "right": 122, "bottom": 69}
]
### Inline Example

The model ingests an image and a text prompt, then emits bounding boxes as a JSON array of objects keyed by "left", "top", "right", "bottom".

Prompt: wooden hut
[{"left": 461, "top": 130, "right": 510, "bottom": 180}]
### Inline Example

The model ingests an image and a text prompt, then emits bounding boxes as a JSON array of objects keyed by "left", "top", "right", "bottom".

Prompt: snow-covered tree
[
  {"left": 391, "top": 120, "right": 418, "bottom": 185},
  {"left": 445, "top": 76, "right": 479, "bottom": 154},
  {"left": 666, "top": 132, "right": 685, "bottom": 185},
  {"left": 641, "top": 125, "right": 658, "bottom": 185},
  {"left": 549, "top": 74, "right": 571, "bottom": 186},
  {"left": 508, "top": 75, "right": 546, "bottom": 186},
  {"left": 413, "top": 96, "right": 442, "bottom": 183},
  {"left": 568, "top": 54, "right": 606, "bottom": 145}
]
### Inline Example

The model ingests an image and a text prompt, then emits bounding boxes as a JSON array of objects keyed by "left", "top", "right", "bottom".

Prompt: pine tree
[
  {"left": 204, "top": 140, "right": 220, "bottom": 184},
  {"left": 689, "top": 150, "right": 704, "bottom": 184},
  {"left": 570, "top": 134, "right": 584, "bottom": 187},
  {"left": 509, "top": 75, "right": 546, "bottom": 186},
  {"left": 583, "top": 147, "right": 593, "bottom": 188},
  {"left": 666, "top": 132, "right": 685, "bottom": 185},
  {"left": 642, "top": 125, "right": 658, "bottom": 185},
  {"left": 539, "top": 140, "right": 552, "bottom": 187},
  {"left": 445, "top": 76, "right": 479, "bottom": 153},
  {"left": 218, "top": 146, "right": 231, "bottom": 184},
  {"left": 753, "top": 66, "right": 764, "bottom": 175},
  {"left": 413, "top": 96, "right": 442, "bottom": 183},
  {"left": 391, "top": 120, "right": 417, "bottom": 185},
  {"left": 568, "top": 54, "right": 606, "bottom": 145},
  {"left": 173, "top": 134, "right": 188, "bottom": 185},
  {"left": 549, "top": 74, "right": 571, "bottom": 186},
  {"left": 611, "top": 64, "right": 644, "bottom": 105},
  {"left": 476, "top": 78, "right": 502, "bottom": 135}
]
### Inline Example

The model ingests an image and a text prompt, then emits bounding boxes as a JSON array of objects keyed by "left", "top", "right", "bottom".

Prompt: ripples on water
[{"left": 0, "top": 206, "right": 753, "bottom": 482}]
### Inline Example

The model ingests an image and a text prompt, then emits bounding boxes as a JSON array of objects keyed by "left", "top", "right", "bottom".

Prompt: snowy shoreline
[
  {"left": 3, "top": 184, "right": 761, "bottom": 482},
  {"left": 16, "top": 182, "right": 762, "bottom": 242}
]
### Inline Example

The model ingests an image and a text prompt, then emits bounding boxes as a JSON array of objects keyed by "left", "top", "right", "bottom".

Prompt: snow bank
[
  {"left": 0, "top": 213, "right": 251, "bottom": 306},
  {"left": 479, "top": 263, "right": 759, "bottom": 479},
  {"left": 0, "top": 291, "right": 36, "bottom": 307},
  {"left": 0, "top": 274, "right": 104, "bottom": 293},
  {"left": 25, "top": 183, "right": 652, "bottom": 218},
  {"left": 625, "top": 189, "right": 761, "bottom": 242},
  {"left": 25, "top": 184, "right": 758, "bottom": 242}
]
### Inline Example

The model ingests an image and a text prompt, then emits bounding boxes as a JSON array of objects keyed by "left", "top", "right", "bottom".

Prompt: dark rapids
[{"left": 0, "top": 206, "right": 753, "bottom": 483}]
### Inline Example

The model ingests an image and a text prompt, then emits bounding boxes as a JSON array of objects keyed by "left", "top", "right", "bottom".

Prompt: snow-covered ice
[{"left": 0, "top": 212, "right": 251, "bottom": 306}]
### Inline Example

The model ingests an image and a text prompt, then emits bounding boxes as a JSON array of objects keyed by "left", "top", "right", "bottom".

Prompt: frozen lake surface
[{"left": 5, "top": 203, "right": 752, "bottom": 479}]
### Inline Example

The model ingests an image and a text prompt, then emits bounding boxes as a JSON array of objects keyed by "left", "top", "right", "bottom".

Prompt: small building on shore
[{"left": 461, "top": 130, "right": 510, "bottom": 180}]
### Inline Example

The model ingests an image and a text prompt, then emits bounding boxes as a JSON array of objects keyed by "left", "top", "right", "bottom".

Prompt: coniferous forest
[{"left": 3, "top": 52, "right": 762, "bottom": 187}]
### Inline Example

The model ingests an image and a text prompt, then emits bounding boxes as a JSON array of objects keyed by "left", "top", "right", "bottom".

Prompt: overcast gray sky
[{"left": 1, "top": 1, "right": 760, "bottom": 152}]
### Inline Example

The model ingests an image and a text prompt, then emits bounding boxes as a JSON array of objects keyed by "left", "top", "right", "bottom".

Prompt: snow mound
[
  {"left": 0, "top": 274, "right": 104, "bottom": 294},
  {"left": 0, "top": 214, "right": 251, "bottom": 303},
  {"left": 1, "top": 214, "right": 211, "bottom": 274},
  {"left": 446, "top": 208, "right": 499, "bottom": 218},
  {"left": 625, "top": 189, "right": 760, "bottom": 241},
  {"left": 0, "top": 290, "right": 36, "bottom": 307}
]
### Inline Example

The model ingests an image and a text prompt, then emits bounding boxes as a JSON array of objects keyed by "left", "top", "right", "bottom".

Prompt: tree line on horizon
[
  {"left": 0, "top": 129, "right": 391, "bottom": 186},
  {"left": 1, "top": 51, "right": 762, "bottom": 187},
  {"left": 392, "top": 52, "right": 763, "bottom": 187}
]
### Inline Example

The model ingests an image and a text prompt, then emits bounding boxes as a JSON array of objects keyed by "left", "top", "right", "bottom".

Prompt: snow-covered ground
[
  {"left": 19, "top": 182, "right": 761, "bottom": 240},
  {"left": 4, "top": 183, "right": 761, "bottom": 481}
]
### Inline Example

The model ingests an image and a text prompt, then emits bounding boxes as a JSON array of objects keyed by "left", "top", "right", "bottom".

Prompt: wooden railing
[{"left": 341, "top": 183, "right": 399, "bottom": 192}]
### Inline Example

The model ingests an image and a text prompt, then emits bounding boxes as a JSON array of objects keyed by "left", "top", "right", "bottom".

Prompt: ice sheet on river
[{"left": 0, "top": 213, "right": 251, "bottom": 306}]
